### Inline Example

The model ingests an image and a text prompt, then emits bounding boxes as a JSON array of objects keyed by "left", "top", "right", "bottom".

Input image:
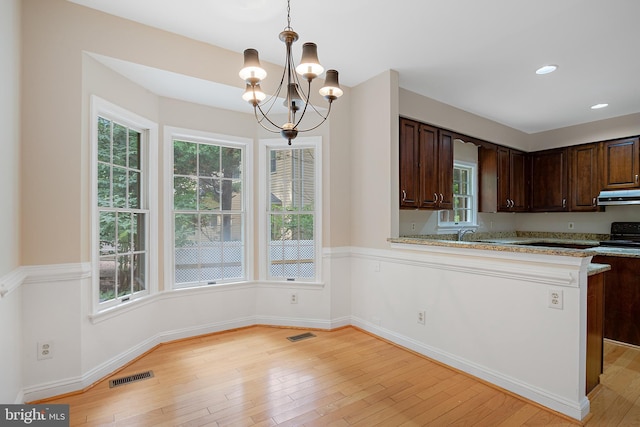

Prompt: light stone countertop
[{"left": 388, "top": 231, "right": 640, "bottom": 261}]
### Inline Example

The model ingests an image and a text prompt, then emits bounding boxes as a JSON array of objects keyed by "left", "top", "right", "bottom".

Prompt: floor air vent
[
  {"left": 109, "top": 370, "right": 154, "bottom": 388},
  {"left": 287, "top": 332, "right": 316, "bottom": 342}
]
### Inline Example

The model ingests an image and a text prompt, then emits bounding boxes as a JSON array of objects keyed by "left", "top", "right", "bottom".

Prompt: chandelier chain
[{"left": 285, "top": 0, "right": 292, "bottom": 31}]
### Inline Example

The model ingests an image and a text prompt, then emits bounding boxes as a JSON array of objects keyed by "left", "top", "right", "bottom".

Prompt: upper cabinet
[
  {"left": 399, "top": 118, "right": 421, "bottom": 208},
  {"left": 569, "top": 143, "right": 601, "bottom": 212},
  {"left": 399, "top": 118, "right": 453, "bottom": 210},
  {"left": 602, "top": 137, "right": 640, "bottom": 190},
  {"left": 479, "top": 145, "right": 528, "bottom": 212},
  {"left": 530, "top": 148, "right": 569, "bottom": 212}
]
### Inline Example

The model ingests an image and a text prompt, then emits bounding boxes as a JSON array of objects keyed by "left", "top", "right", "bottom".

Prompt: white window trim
[
  {"left": 258, "top": 137, "right": 323, "bottom": 284},
  {"left": 163, "top": 126, "right": 254, "bottom": 290},
  {"left": 90, "top": 95, "right": 159, "bottom": 314},
  {"left": 438, "top": 160, "right": 478, "bottom": 229}
]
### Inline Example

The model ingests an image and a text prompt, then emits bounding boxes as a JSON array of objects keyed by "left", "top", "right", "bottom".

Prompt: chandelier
[{"left": 239, "top": 0, "right": 343, "bottom": 145}]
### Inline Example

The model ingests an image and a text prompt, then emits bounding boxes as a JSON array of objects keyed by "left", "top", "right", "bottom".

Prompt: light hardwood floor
[{"left": 42, "top": 327, "right": 639, "bottom": 426}]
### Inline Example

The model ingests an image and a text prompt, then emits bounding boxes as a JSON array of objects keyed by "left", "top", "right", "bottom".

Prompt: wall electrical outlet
[
  {"left": 37, "top": 341, "right": 54, "bottom": 360},
  {"left": 568, "top": 222, "right": 575, "bottom": 230},
  {"left": 417, "top": 310, "right": 426, "bottom": 325},
  {"left": 290, "top": 293, "right": 298, "bottom": 304},
  {"left": 548, "top": 289, "right": 563, "bottom": 310},
  {"left": 411, "top": 223, "right": 416, "bottom": 231}
]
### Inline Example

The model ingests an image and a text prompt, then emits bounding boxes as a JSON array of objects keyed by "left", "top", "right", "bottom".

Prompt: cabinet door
[
  {"left": 497, "top": 147, "right": 511, "bottom": 211},
  {"left": 570, "top": 143, "right": 600, "bottom": 211},
  {"left": 478, "top": 145, "right": 498, "bottom": 213},
  {"left": 509, "top": 149, "right": 529, "bottom": 211},
  {"left": 437, "top": 130, "right": 454, "bottom": 210},
  {"left": 602, "top": 137, "right": 640, "bottom": 189},
  {"left": 530, "top": 148, "right": 568, "bottom": 212},
  {"left": 418, "top": 124, "right": 440, "bottom": 209},
  {"left": 399, "top": 118, "right": 420, "bottom": 208}
]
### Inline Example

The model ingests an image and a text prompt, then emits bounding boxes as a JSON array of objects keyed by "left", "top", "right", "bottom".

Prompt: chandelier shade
[{"left": 239, "top": 0, "right": 342, "bottom": 144}]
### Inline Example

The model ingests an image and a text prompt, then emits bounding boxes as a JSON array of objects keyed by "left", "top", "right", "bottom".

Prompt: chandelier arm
[
  {"left": 254, "top": 104, "right": 286, "bottom": 131},
  {"left": 294, "top": 101, "right": 334, "bottom": 133}
]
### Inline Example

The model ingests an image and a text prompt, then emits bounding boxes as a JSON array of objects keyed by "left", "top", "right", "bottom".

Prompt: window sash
[
  {"left": 93, "top": 106, "right": 153, "bottom": 311},
  {"left": 262, "top": 139, "right": 321, "bottom": 282},
  {"left": 172, "top": 138, "right": 246, "bottom": 287},
  {"left": 439, "top": 162, "right": 477, "bottom": 227}
]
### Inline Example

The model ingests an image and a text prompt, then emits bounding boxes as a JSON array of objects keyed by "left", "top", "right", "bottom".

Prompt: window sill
[{"left": 89, "top": 280, "right": 324, "bottom": 324}]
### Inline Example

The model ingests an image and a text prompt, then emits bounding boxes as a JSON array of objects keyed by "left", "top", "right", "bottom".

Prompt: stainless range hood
[{"left": 597, "top": 189, "right": 640, "bottom": 206}]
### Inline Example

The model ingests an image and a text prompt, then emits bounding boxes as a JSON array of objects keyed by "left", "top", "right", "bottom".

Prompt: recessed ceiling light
[
  {"left": 591, "top": 103, "right": 609, "bottom": 110},
  {"left": 535, "top": 64, "right": 558, "bottom": 75}
]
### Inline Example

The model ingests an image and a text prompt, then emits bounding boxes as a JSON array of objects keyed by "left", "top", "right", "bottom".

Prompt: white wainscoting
[{"left": 349, "top": 244, "right": 591, "bottom": 421}]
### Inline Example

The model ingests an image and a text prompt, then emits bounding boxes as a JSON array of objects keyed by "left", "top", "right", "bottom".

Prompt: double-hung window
[
  {"left": 92, "top": 97, "right": 157, "bottom": 311},
  {"left": 261, "top": 138, "right": 321, "bottom": 282},
  {"left": 438, "top": 161, "right": 477, "bottom": 227},
  {"left": 171, "top": 132, "right": 248, "bottom": 287}
]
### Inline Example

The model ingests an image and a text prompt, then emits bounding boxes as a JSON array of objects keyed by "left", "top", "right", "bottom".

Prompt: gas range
[{"left": 599, "top": 222, "right": 640, "bottom": 248}]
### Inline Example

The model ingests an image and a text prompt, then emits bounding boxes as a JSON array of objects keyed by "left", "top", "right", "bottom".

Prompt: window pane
[
  {"left": 97, "top": 117, "right": 111, "bottom": 163},
  {"left": 199, "top": 144, "right": 220, "bottom": 177},
  {"left": 174, "top": 177, "right": 197, "bottom": 210},
  {"left": 199, "top": 178, "right": 219, "bottom": 211},
  {"left": 132, "top": 213, "right": 145, "bottom": 252},
  {"left": 222, "top": 147, "right": 242, "bottom": 179},
  {"left": 175, "top": 213, "right": 198, "bottom": 247},
  {"left": 133, "top": 253, "right": 145, "bottom": 293},
  {"left": 128, "top": 131, "right": 140, "bottom": 169},
  {"left": 128, "top": 170, "right": 140, "bottom": 209},
  {"left": 199, "top": 214, "right": 221, "bottom": 243},
  {"left": 112, "top": 166, "right": 127, "bottom": 208},
  {"left": 113, "top": 123, "right": 128, "bottom": 167},
  {"left": 117, "top": 212, "right": 132, "bottom": 253},
  {"left": 99, "top": 256, "right": 116, "bottom": 302},
  {"left": 99, "top": 211, "right": 116, "bottom": 255},
  {"left": 174, "top": 140, "right": 197, "bottom": 175},
  {"left": 97, "top": 163, "right": 111, "bottom": 207},
  {"left": 117, "top": 254, "right": 131, "bottom": 297}
]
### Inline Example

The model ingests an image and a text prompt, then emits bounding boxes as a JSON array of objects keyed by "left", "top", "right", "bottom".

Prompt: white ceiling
[{"left": 70, "top": 0, "right": 640, "bottom": 134}]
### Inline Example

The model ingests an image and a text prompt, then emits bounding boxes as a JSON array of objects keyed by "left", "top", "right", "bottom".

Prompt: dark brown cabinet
[
  {"left": 602, "top": 137, "right": 640, "bottom": 189},
  {"left": 569, "top": 143, "right": 601, "bottom": 211},
  {"left": 530, "top": 148, "right": 569, "bottom": 212},
  {"left": 399, "top": 118, "right": 453, "bottom": 210},
  {"left": 479, "top": 145, "right": 528, "bottom": 212},
  {"left": 586, "top": 271, "right": 604, "bottom": 394},
  {"left": 592, "top": 255, "right": 640, "bottom": 347}
]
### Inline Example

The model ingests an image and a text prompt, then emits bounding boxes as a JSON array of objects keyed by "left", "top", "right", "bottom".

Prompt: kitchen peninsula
[{"left": 381, "top": 231, "right": 618, "bottom": 421}]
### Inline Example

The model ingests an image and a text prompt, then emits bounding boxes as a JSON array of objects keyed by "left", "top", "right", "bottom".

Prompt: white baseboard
[
  {"left": 351, "top": 315, "right": 589, "bottom": 421},
  {"left": 21, "top": 315, "right": 350, "bottom": 402}
]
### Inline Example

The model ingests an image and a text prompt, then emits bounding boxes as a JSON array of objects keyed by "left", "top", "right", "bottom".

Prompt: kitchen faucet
[{"left": 457, "top": 228, "right": 475, "bottom": 241}]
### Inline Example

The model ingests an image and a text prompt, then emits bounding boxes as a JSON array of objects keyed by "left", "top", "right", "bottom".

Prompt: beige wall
[
  {"left": 532, "top": 112, "right": 640, "bottom": 150},
  {"left": 21, "top": 0, "right": 348, "bottom": 267},
  {"left": 399, "top": 88, "right": 531, "bottom": 151},
  {"left": 349, "top": 70, "right": 398, "bottom": 249},
  {"left": 1, "top": 0, "right": 21, "bottom": 275}
]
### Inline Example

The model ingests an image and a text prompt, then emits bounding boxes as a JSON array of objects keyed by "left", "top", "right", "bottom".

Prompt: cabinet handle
[
  {"left": 592, "top": 197, "right": 597, "bottom": 207},
  {"left": 636, "top": 174, "right": 639, "bottom": 183},
  {"left": 562, "top": 198, "right": 566, "bottom": 208},
  {"left": 439, "top": 193, "right": 444, "bottom": 203},
  {"left": 434, "top": 193, "right": 438, "bottom": 204},
  {"left": 402, "top": 190, "right": 406, "bottom": 202}
]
